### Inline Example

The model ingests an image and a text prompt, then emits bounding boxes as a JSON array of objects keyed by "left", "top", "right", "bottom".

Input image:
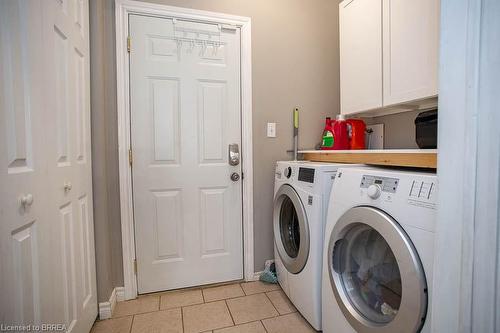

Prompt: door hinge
[
  {"left": 127, "top": 36, "right": 131, "bottom": 53},
  {"left": 133, "top": 259, "right": 137, "bottom": 275},
  {"left": 241, "top": 172, "right": 244, "bottom": 180},
  {"left": 128, "top": 149, "right": 133, "bottom": 167}
]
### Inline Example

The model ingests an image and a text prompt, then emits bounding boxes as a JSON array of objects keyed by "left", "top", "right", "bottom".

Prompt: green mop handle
[{"left": 293, "top": 107, "right": 299, "bottom": 161}]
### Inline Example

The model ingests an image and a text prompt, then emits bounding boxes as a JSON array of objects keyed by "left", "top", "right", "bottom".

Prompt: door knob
[
  {"left": 20, "top": 193, "right": 34, "bottom": 207},
  {"left": 64, "top": 182, "right": 72, "bottom": 191},
  {"left": 230, "top": 172, "right": 240, "bottom": 182}
]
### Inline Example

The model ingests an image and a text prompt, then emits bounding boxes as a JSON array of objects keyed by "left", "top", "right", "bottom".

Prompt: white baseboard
[
  {"left": 115, "top": 287, "right": 125, "bottom": 302},
  {"left": 98, "top": 286, "right": 124, "bottom": 319},
  {"left": 251, "top": 271, "right": 263, "bottom": 281}
]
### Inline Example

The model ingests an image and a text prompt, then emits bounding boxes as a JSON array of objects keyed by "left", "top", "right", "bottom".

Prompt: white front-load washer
[
  {"left": 322, "top": 167, "right": 437, "bottom": 333},
  {"left": 273, "top": 161, "right": 361, "bottom": 330}
]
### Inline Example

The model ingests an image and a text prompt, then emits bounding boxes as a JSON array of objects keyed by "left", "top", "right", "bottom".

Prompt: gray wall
[
  {"left": 90, "top": 0, "right": 124, "bottom": 302},
  {"left": 90, "top": 0, "right": 340, "bottom": 301},
  {"left": 367, "top": 110, "right": 421, "bottom": 149}
]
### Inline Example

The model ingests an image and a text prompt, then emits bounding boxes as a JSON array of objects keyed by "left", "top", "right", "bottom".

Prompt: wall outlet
[{"left": 267, "top": 122, "right": 276, "bottom": 137}]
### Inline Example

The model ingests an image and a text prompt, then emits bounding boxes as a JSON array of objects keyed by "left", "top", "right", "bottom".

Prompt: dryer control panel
[
  {"left": 360, "top": 175, "right": 399, "bottom": 193},
  {"left": 409, "top": 180, "right": 435, "bottom": 199}
]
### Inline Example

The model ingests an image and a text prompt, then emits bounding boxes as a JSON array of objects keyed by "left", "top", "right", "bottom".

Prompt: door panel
[
  {"left": 130, "top": 14, "right": 243, "bottom": 293},
  {"left": 0, "top": 0, "right": 48, "bottom": 326},
  {"left": 78, "top": 195, "right": 93, "bottom": 308},
  {"left": 382, "top": 0, "right": 439, "bottom": 105},
  {"left": 60, "top": 204, "right": 77, "bottom": 330},
  {"left": 200, "top": 187, "right": 229, "bottom": 256},
  {"left": 153, "top": 190, "right": 183, "bottom": 262},
  {"left": 42, "top": 0, "right": 97, "bottom": 331},
  {"left": 53, "top": 24, "right": 71, "bottom": 166},
  {"left": 340, "top": 0, "right": 383, "bottom": 114},
  {"left": 150, "top": 78, "right": 180, "bottom": 164},
  {"left": 198, "top": 80, "right": 226, "bottom": 163},
  {"left": 2, "top": 2, "right": 34, "bottom": 174},
  {"left": 10, "top": 220, "right": 40, "bottom": 324},
  {"left": 0, "top": 1, "right": 97, "bottom": 332}
]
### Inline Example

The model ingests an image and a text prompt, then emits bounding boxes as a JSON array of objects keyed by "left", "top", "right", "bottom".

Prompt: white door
[
  {"left": 41, "top": 0, "right": 97, "bottom": 331},
  {"left": 382, "top": 0, "right": 439, "bottom": 105},
  {"left": 0, "top": 0, "right": 49, "bottom": 326},
  {"left": 340, "top": 0, "right": 383, "bottom": 115},
  {"left": 129, "top": 15, "right": 243, "bottom": 293},
  {"left": 0, "top": 1, "right": 97, "bottom": 332}
]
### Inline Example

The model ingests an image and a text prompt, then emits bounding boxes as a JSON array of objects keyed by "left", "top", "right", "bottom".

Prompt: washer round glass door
[
  {"left": 273, "top": 184, "right": 309, "bottom": 274},
  {"left": 327, "top": 206, "right": 427, "bottom": 333}
]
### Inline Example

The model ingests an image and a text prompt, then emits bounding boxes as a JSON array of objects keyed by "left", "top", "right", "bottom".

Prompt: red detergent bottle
[
  {"left": 320, "top": 117, "right": 335, "bottom": 150},
  {"left": 346, "top": 118, "right": 366, "bottom": 149},
  {"left": 332, "top": 115, "right": 349, "bottom": 150}
]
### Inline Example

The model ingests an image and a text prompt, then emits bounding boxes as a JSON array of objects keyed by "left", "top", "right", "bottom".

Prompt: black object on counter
[{"left": 415, "top": 109, "right": 437, "bottom": 149}]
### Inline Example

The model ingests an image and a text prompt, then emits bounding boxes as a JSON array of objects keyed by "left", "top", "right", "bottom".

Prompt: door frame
[
  {"left": 432, "top": 0, "right": 500, "bottom": 331},
  {"left": 115, "top": 0, "right": 253, "bottom": 300}
]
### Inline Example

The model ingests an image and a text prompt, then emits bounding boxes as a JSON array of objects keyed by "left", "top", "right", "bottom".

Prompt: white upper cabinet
[
  {"left": 340, "top": 0, "right": 439, "bottom": 115},
  {"left": 382, "top": 0, "right": 439, "bottom": 105},
  {"left": 340, "top": 0, "right": 383, "bottom": 114}
]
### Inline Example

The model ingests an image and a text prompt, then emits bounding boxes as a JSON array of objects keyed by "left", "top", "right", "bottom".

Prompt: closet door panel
[
  {"left": 0, "top": 0, "right": 51, "bottom": 326},
  {"left": 0, "top": 1, "right": 97, "bottom": 332},
  {"left": 42, "top": 0, "right": 97, "bottom": 331}
]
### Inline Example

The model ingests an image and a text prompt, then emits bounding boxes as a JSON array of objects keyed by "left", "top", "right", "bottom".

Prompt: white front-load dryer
[
  {"left": 273, "top": 161, "right": 361, "bottom": 330},
  {"left": 322, "top": 167, "right": 437, "bottom": 333}
]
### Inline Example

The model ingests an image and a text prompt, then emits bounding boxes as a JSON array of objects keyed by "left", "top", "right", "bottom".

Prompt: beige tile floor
[{"left": 91, "top": 281, "right": 318, "bottom": 333}]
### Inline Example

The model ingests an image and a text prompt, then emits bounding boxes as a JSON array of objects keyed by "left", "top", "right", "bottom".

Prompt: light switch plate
[{"left": 267, "top": 122, "right": 276, "bottom": 138}]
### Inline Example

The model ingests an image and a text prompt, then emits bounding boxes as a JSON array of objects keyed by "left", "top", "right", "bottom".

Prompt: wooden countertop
[{"left": 299, "top": 149, "right": 437, "bottom": 169}]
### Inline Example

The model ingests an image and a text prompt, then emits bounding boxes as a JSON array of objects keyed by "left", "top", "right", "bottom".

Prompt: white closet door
[
  {"left": 129, "top": 15, "right": 243, "bottom": 293},
  {"left": 0, "top": 0, "right": 50, "bottom": 326},
  {"left": 42, "top": 0, "right": 97, "bottom": 332},
  {"left": 0, "top": 1, "right": 97, "bottom": 332}
]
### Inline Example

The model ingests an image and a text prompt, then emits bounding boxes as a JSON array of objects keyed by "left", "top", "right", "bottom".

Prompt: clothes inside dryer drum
[
  {"left": 279, "top": 196, "right": 301, "bottom": 259},
  {"left": 338, "top": 226, "right": 402, "bottom": 323}
]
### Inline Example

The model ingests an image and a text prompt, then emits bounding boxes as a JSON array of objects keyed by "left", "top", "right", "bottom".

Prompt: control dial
[
  {"left": 367, "top": 184, "right": 381, "bottom": 199},
  {"left": 284, "top": 167, "right": 292, "bottom": 179}
]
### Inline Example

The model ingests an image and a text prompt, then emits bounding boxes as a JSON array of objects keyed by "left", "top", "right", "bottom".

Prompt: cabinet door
[
  {"left": 340, "top": 0, "right": 383, "bottom": 115},
  {"left": 382, "top": 0, "right": 439, "bottom": 105}
]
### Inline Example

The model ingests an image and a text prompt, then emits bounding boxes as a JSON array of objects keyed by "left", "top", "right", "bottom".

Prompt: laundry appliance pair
[{"left": 273, "top": 161, "right": 437, "bottom": 333}]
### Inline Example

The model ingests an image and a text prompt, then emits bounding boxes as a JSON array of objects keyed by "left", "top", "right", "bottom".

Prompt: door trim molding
[
  {"left": 433, "top": 0, "right": 500, "bottom": 331},
  {"left": 115, "top": 0, "right": 253, "bottom": 300}
]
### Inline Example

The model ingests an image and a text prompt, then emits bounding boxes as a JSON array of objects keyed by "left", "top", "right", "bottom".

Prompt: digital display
[
  {"left": 374, "top": 179, "right": 383, "bottom": 184},
  {"left": 298, "top": 168, "right": 315, "bottom": 183}
]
